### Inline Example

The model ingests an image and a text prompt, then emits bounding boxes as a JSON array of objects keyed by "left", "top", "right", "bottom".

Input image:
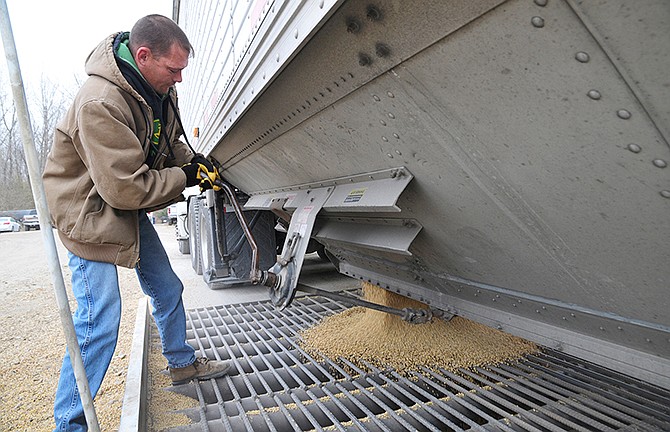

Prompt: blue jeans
[{"left": 54, "top": 212, "right": 195, "bottom": 431}]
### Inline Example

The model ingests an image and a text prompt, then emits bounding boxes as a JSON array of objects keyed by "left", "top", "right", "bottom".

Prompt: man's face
[{"left": 135, "top": 43, "right": 189, "bottom": 95}]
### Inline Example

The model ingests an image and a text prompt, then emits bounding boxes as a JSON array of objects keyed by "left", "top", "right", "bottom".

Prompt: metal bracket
[
  {"left": 243, "top": 167, "right": 418, "bottom": 309},
  {"left": 267, "top": 187, "right": 334, "bottom": 309}
]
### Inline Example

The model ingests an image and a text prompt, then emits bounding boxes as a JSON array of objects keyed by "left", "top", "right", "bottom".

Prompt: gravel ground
[{"left": 0, "top": 225, "right": 176, "bottom": 431}]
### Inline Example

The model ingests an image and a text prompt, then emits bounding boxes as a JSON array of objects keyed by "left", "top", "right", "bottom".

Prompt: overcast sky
[{"left": 1, "top": 0, "right": 172, "bottom": 91}]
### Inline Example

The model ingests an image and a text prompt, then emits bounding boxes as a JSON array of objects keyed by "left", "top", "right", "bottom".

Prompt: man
[{"left": 42, "top": 15, "right": 230, "bottom": 430}]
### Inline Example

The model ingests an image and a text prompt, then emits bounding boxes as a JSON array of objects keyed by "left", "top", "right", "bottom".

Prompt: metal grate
[{"left": 166, "top": 295, "right": 670, "bottom": 431}]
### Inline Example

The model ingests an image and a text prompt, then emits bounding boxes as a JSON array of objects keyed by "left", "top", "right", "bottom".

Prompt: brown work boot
[{"left": 169, "top": 357, "right": 231, "bottom": 385}]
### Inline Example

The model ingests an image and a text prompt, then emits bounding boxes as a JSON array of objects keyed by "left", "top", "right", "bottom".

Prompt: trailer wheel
[{"left": 188, "top": 197, "right": 202, "bottom": 275}]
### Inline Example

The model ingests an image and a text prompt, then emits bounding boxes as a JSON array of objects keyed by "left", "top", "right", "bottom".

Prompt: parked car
[
  {"left": 0, "top": 217, "right": 21, "bottom": 233},
  {"left": 21, "top": 209, "right": 39, "bottom": 231}
]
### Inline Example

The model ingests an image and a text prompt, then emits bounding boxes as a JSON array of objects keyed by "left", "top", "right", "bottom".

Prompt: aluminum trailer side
[{"left": 173, "top": 0, "right": 670, "bottom": 389}]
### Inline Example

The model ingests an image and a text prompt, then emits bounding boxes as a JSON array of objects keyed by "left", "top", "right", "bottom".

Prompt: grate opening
[
  {"left": 524, "top": 354, "right": 670, "bottom": 423},
  {"left": 164, "top": 295, "right": 670, "bottom": 431},
  {"left": 542, "top": 350, "right": 670, "bottom": 417}
]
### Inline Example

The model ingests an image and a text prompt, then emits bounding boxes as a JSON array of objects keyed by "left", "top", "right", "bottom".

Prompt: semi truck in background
[{"left": 171, "top": 0, "right": 669, "bottom": 394}]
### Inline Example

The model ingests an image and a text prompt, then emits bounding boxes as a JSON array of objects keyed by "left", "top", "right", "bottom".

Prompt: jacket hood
[{"left": 84, "top": 32, "right": 140, "bottom": 100}]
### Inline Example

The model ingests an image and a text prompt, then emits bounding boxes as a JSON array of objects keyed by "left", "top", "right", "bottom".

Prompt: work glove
[
  {"left": 190, "top": 153, "right": 213, "bottom": 170},
  {"left": 181, "top": 154, "right": 221, "bottom": 191}
]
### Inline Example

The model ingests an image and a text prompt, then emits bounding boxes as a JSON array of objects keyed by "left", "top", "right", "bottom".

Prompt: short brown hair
[{"left": 129, "top": 14, "right": 193, "bottom": 58}]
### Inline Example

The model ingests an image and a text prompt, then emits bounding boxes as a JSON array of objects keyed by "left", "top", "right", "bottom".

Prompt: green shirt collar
[{"left": 116, "top": 38, "right": 142, "bottom": 75}]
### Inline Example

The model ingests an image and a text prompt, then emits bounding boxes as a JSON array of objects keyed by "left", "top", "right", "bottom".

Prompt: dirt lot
[{"left": 0, "top": 226, "right": 161, "bottom": 430}]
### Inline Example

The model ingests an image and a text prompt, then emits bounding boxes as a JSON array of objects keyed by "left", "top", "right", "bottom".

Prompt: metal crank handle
[{"left": 209, "top": 177, "right": 262, "bottom": 282}]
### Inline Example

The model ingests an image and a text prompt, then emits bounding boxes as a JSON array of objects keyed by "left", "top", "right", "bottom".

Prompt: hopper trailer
[{"left": 168, "top": 1, "right": 670, "bottom": 428}]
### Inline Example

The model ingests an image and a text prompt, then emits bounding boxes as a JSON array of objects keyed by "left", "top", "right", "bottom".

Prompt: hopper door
[{"left": 245, "top": 167, "right": 420, "bottom": 308}]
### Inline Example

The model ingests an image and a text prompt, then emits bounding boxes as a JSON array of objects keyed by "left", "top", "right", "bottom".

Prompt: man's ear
[{"left": 135, "top": 46, "right": 151, "bottom": 67}]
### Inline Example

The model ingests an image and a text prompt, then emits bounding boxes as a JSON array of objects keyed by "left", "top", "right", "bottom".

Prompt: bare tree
[
  {"left": 0, "top": 75, "right": 71, "bottom": 211},
  {"left": 32, "top": 75, "right": 66, "bottom": 171},
  {"left": 0, "top": 82, "right": 22, "bottom": 183}
]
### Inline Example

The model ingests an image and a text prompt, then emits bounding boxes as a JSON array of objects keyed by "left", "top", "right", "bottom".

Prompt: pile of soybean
[{"left": 300, "top": 282, "right": 538, "bottom": 373}]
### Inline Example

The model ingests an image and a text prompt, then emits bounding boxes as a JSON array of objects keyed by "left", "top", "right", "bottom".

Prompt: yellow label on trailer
[{"left": 344, "top": 188, "right": 367, "bottom": 204}]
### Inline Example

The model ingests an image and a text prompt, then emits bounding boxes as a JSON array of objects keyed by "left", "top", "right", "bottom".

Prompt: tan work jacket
[{"left": 43, "top": 33, "right": 193, "bottom": 268}]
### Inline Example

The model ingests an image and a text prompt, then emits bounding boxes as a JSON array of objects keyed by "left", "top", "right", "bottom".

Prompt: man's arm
[{"left": 74, "top": 98, "right": 187, "bottom": 211}]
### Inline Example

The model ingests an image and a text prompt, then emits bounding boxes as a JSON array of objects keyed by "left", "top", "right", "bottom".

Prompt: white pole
[{"left": 0, "top": 2, "right": 100, "bottom": 431}]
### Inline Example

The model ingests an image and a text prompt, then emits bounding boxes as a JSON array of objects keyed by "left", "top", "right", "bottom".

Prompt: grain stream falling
[{"left": 300, "top": 282, "right": 537, "bottom": 373}]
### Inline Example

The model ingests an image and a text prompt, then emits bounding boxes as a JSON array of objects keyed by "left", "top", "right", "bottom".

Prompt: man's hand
[
  {"left": 181, "top": 154, "right": 221, "bottom": 192},
  {"left": 190, "top": 153, "right": 214, "bottom": 171}
]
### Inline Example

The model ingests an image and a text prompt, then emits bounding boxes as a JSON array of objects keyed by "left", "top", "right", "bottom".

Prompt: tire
[{"left": 188, "top": 198, "right": 202, "bottom": 275}]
